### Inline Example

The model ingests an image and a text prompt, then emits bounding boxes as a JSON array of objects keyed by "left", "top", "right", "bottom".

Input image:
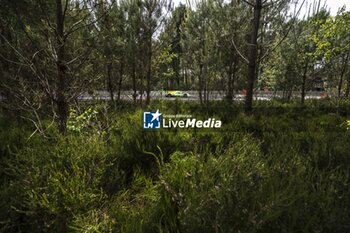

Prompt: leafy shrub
[
  {"left": 0, "top": 135, "right": 113, "bottom": 232},
  {"left": 119, "top": 135, "right": 350, "bottom": 233},
  {"left": 67, "top": 107, "right": 98, "bottom": 133},
  {"left": 1, "top": 100, "right": 350, "bottom": 233}
]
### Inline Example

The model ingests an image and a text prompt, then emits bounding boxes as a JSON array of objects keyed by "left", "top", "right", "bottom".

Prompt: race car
[{"left": 165, "top": 90, "right": 190, "bottom": 98}]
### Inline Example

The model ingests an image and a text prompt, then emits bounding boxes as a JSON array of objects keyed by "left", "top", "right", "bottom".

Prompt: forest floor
[{"left": 1, "top": 99, "right": 350, "bottom": 232}]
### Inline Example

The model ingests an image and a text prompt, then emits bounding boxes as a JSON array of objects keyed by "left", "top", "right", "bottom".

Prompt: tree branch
[
  {"left": 62, "top": 0, "right": 69, "bottom": 23},
  {"left": 231, "top": 38, "right": 249, "bottom": 64},
  {"left": 260, "top": 0, "right": 306, "bottom": 61},
  {"left": 242, "top": 0, "right": 255, "bottom": 8}
]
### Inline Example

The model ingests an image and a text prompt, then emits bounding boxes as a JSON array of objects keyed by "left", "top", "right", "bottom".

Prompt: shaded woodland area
[
  {"left": 0, "top": 0, "right": 350, "bottom": 232},
  {"left": 1, "top": 0, "right": 349, "bottom": 130}
]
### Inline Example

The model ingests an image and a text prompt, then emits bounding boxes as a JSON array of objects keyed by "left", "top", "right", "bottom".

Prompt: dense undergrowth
[{"left": 1, "top": 99, "right": 350, "bottom": 233}]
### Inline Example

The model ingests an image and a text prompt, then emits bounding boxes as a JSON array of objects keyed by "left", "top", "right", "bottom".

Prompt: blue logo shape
[{"left": 143, "top": 110, "right": 162, "bottom": 129}]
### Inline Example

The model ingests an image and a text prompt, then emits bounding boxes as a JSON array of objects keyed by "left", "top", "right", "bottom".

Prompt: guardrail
[
  {"left": 0, "top": 90, "right": 332, "bottom": 102},
  {"left": 78, "top": 90, "right": 331, "bottom": 101}
]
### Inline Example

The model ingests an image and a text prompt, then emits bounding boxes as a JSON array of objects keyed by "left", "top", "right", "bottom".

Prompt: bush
[
  {"left": 119, "top": 135, "right": 350, "bottom": 233},
  {"left": 1, "top": 100, "right": 350, "bottom": 232},
  {"left": 0, "top": 134, "right": 113, "bottom": 232}
]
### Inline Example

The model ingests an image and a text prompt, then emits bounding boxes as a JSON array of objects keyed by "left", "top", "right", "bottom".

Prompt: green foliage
[
  {"left": 113, "top": 132, "right": 350, "bottom": 233},
  {"left": 0, "top": 134, "right": 112, "bottom": 232},
  {"left": 1, "top": 101, "right": 350, "bottom": 232},
  {"left": 1, "top": 0, "right": 350, "bottom": 230},
  {"left": 312, "top": 8, "right": 350, "bottom": 60},
  {"left": 67, "top": 107, "right": 98, "bottom": 133}
]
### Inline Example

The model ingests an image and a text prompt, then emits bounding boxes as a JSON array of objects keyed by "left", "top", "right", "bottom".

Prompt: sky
[
  {"left": 172, "top": 0, "right": 349, "bottom": 16},
  {"left": 321, "top": 0, "right": 349, "bottom": 15},
  {"left": 295, "top": 0, "right": 349, "bottom": 17}
]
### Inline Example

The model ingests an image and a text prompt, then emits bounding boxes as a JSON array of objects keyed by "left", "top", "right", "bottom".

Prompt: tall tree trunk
[
  {"left": 175, "top": 58, "right": 180, "bottom": 89},
  {"left": 146, "top": 57, "right": 151, "bottom": 105},
  {"left": 199, "top": 63, "right": 203, "bottom": 104},
  {"left": 140, "top": 74, "right": 143, "bottom": 105},
  {"left": 338, "top": 51, "right": 349, "bottom": 98},
  {"left": 55, "top": 0, "right": 68, "bottom": 134},
  {"left": 227, "top": 57, "right": 237, "bottom": 100},
  {"left": 227, "top": 61, "right": 233, "bottom": 100},
  {"left": 117, "top": 59, "right": 124, "bottom": 101},
  {"left": 146, "top": 27, "right": 152, "bottom": 105},
  {"left": 199, "top": 25, "right": 206, "bottom": 105},
  {"left": 301, "top": 60, "right": 309, "bottom": 105},
  {"left": 245, "top": 0, "right": 262, "bottom": 114},
  {"left": 228, "top": 33, "right": 239, "bottom": 100},
  {"left": 206, "top": 87, "right": 210, "bottom": 103},
  {"left": 205, "top": 79, "right": 209, "bottom": 104},
  {"left": 132, "top": 57, "right": 137, "bottom": 104},
  {"left": 106, "top": 62, "right": 114, "bottom": 102},
  {"left": 54, "top": 4, "right": 69, "bottom": 231},
  {"left": 232, "top": 58, "right": 238, "bottom": 97},
  {"left": 345, "top": 74, "right": 350, "bottom": 97},
  {"left": 287, "top": 89, "right": 293, "bottom": 101},
  {"left": 337, "top": 74, "right": 343, "bottom": 99}
]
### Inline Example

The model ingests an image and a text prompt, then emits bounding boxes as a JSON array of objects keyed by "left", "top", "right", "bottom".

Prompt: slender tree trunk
[
  {"left": 146, "top": 58, "right": 151, "bottom": 105},
  {"left": 55, "top": 0, "right": 68, "bottom": 134},
  {"left": 199, "top": 24, "right": 206, "bottom": 105},
  {"left": 132, "top": 57, "right": 137, "bottom": 104},
  {"left": 204, "top": 78, "right": 207, "bottom": 104},
  {"left": 227, "top": 60, "right": 233, "bottom": 100},
  {"left": 301, "top": 60, "right": 309, "bottom": 105},
  {"left": 146, "top": 25, "right": 152, "bottom": 105},
  {"left": 199, "top": 63, "right": 203, "bottom": 104},
  {"left": 117, "top": 59, "right": 124, "bottom": 101},
  {"left": 54, "top": 7, "right": 69, "bottom": 232},
  {"left": 229, "top": 33, "right": 239, "bottom": 100},
  {"left": 338, "top": 51, "right": 349, "bottom": 98},
  {"left": 139, "top": 49, "right": 144, "bottom": 105},
  {"left": 345, "top": 74, "right": 350, "bottom": 97},
  {"left": 287, "top": 89, "right": 292, "bottom": 101},
  {"left": 338, "top": 74, "right": 343, "bottom": 98},
  {"left": 204, "top": 79, "right": 209, "bottom": 104},
  {"left": 176, "top": 59, "right": 180, "bottom": 89},
  {"left": 140, "top": 74, "right": 143, "bottom": 105},
  {"left": 106, "top": 62, "right": 114, "bottom": 102},
  {"left": 232, "top": 59, "right": 238, "bottom": 97},
  {"left": 206, "top": 88, "right": 210, "bottom": 103},
  {"left": 245, "top": 0, "right": 262, "bottom": 114},
  {"left": 227, "top": 56, "right": 237, "bottom": 100}
]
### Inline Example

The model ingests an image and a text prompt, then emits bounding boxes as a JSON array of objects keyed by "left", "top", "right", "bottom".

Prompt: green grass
[{"left": 0, "top": 100, "right": 350, "bottom": 232}]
